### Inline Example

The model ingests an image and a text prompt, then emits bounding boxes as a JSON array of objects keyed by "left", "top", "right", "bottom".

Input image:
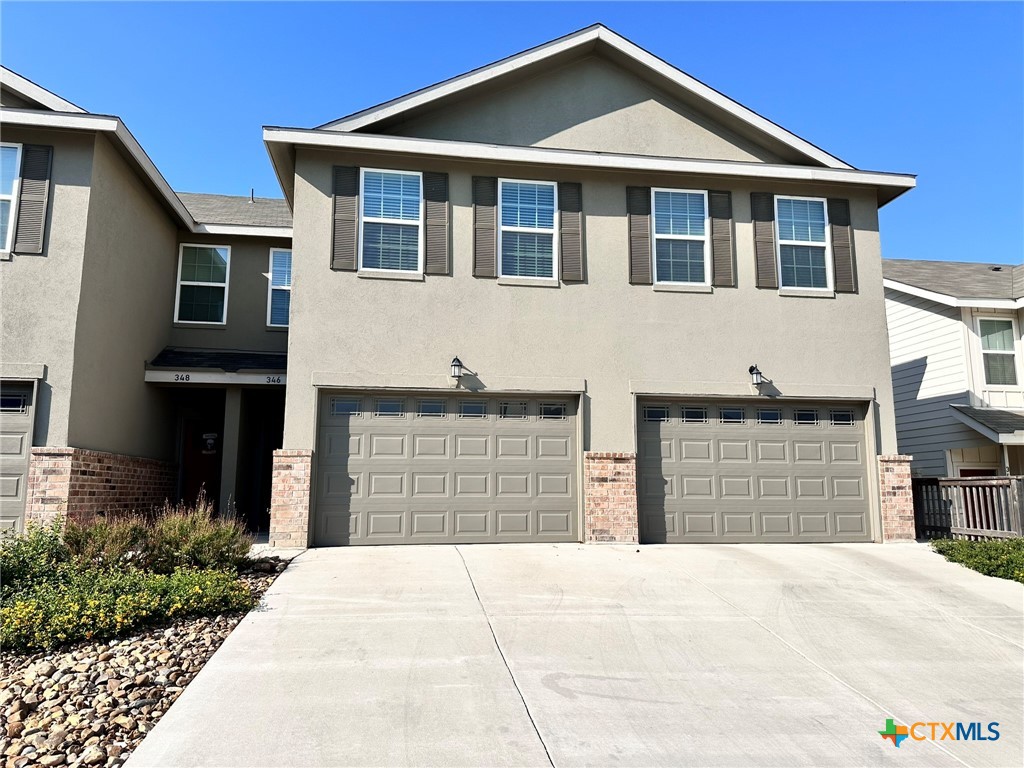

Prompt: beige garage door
[
  {"left": 0, "top": 382, "right": 35, "bottom": 533},
  {"left": 637, "top": 399, "right": 872, "bottom": 543},
  {"left": 314, "top": 392, "right": 579, "bottom": 545}
]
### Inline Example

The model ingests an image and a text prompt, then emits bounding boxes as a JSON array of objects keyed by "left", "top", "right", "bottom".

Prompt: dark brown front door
[{"left": 178, "top": 390, "right": 225, "bottom": 511}]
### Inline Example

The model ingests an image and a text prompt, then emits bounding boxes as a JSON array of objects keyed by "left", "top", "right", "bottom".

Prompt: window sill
[
  {"left": 357, "top": 269, "right": 424, "bottom": 282},
  {"left": 497, "top": 277, "right": 560, "bottom": 288},
  {"left": 265, "top": 325, "right": 289, "bottom": 333},
  {"left": 653, "top": 283, "right": 713, "bottom": 294},
  {"left": 778, "top": 288, "right": 835, "bottom": 299},
  {"left": 173, "top": 322, "right": 226, "bottom": 329}
]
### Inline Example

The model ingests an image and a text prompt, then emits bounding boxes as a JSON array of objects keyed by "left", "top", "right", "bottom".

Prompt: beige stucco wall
[
  {"left": 284, "top": 146, "right": 899, "bottom": 457},
  {"left": 385, "top": 56, "right": 784, "bottom": 163},
  {"left": 0, "top": 127, "right": 94, "bottom": 446},
  {"left": 68, "top": 133, "right": 179, "bottom": 459},
  {"left": 167, "top": 233, "right": 291, "bottom": 353}
]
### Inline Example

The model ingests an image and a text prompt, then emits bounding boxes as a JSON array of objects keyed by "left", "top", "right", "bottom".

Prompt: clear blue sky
[{"left": 2, "top": 1, "right": 1021, "bottom": 263}]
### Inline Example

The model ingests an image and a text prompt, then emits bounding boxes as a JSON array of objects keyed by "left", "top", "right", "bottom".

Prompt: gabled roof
[
  {"left": 883, "top": 259, "right": 1024, "bottom": 308},
  {"left": 319, "top": 24, "right": 853, "bottom": 171},
  {"left": 177, "top": 192, "right": 292, "bottom": 230},
  {"left": 0, "top": 66, "right": 85, "bottom": 113},
  {"left": 951, "top": 405, "right": 1024, "bottom": 445}
]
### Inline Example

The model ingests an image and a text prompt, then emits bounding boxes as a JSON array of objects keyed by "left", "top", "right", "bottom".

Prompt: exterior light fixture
[
  {"left": 450, "top": 357, "right": 464, "bottom": 380},
  {"left": 748, "top": 364, "right": 763, "bottom": 387}
]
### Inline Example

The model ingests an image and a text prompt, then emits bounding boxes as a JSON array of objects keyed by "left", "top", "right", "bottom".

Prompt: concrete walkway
[{"left": 127, "top": 543, "right": 1022, "bottom": 767}]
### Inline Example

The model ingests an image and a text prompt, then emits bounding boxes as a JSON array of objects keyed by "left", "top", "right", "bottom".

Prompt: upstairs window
[
  {"left": 176, "top": 244, "right": 230, "bottom": 324},
  {"left": 776, "top": 196, "right": 830, "bottom": 290},
  {"left": 0, "top": 143, "right": 21, "bottom": 253},
  {"left": 979, "top": 318, "right": 1018, "bottom": 386},
  {"left": 499, "top": 180, "right": 556, "bottom": 279},
  {"left": 360, "top": 169, "right": 422, "bottom": 272},
  {"left": 652, "top": 189, "right": 708, "bottom": 284},
  {"left": 268, "top": 248, "right": 292, "bottom": 327}
]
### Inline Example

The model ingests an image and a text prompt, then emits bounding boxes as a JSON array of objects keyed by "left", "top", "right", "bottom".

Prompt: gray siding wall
[
  {"left": 0, "top": 86, "right": 36, "bottom": 109},
  {"left": 284, "top": 147, "right": 898, "bottom": 457},
  {"left": 0, "top": 127, "right": 94, "bottom": 446},
  {"left": 885, "top": 289, "right": 987, "bottom": 476},
  {"left": 69, "top": 134, "right": 178, "bottom": 459},
  {"left": 167, "top": 234, "right": 291, "bottom": 353}
]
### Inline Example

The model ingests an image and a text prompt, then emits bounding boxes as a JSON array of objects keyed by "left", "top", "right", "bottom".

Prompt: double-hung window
[
  {"left": 979, "top": 318, "right": 1019, "bottom": 386},
  {"left": 652, "top": 188, "right": 709, "bottom": 284},
  {"left": 175, "top": 244, "right": 230, "bottom": 324},
  {"left": 776, "top": 196, "right": 831, "bottom": 290},
  {"left": 360, "top": 169, "right": 422, "bottom": 273},
  {"left": 0, "top": 143, "right": 22, "bottom": 253},
  {"left": 267, "top": 248, "right": 292, "bottom": 327},
  {"left": 499, "top": 179, "right": 557, "bottom": 279}
]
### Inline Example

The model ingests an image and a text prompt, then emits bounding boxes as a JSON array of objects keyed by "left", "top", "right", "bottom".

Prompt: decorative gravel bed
[{"left": 0, "top": 560, "right": 287, "bottom": 768}]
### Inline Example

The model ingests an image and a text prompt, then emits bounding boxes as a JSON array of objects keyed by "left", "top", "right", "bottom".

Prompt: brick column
[
  {"left": 25, "top": 447, "right": 176, "bottom": 527},
  {"left": 583, "top": 452, "right": 639, "bottom": 543},
  {"left": 269, "top": 449, "right": 313, "bottom": 548},
  {"left": 878, "top": 454, "right": 915, "bottom": 541}
]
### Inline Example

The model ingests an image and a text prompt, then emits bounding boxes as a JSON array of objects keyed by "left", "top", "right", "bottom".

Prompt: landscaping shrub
[
  {"left": 932, "top": 538, "right": 1024, "bottom": 584},
  {"left": 0, "top": 565, "right": 255, "bottom": 652},
  {"left": 0, "top": 520, "right": 70, "bottom": 598},
  {"left": 63, "top": 513, "right": 151, "bottom": 570}
]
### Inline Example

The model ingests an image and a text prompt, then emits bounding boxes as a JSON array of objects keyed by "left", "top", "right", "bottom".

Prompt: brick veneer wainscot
[
  {"left": 878, "top": 454, "right": 915, "bottom": 541},
  {"left": 583, "top": 451, "right": 639, "bottom": 543},
  {"left": 25, "top": 447, "right": 176, "bottom": 526},
  {"left": 269, "top": 449, "right": 313, "bottom": 548}
]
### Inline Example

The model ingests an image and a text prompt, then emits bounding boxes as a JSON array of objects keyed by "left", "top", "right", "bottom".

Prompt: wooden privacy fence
[{"left": 928, "top": 477, "right": 1024, "bottom": 540}]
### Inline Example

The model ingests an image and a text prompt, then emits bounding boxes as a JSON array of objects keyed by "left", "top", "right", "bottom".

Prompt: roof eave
[
  {"left": 882, "top": 279, "right": 1023, "bottom": 309},
  {"left": 950, "top": 406, "right": 1024, "bottom": 445}
]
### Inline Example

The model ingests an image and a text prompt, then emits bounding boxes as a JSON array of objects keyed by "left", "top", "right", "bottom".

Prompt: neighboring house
[
  {"left": 0, "top": 67, "right": 292, "bottom": 534},
  {"left": 262, "top": 24, "right": 917, "bottom": 548},
  {"left": 884, "top": 259, "right": 1024, "bottom": 479}
]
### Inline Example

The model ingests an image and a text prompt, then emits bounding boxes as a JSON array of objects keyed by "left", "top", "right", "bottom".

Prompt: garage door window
[
  {"left": 459, "top": 401, "right": 487, "bottom": 419},
  {"left": 719, "top": 407, "right": 745, "bottom": 424},
  {"left": 643, "top": 404, "right": 671, "bottom": 422},
  {"left": 539, "top": 403, "right": 567, "bottom": 420},
  {"left": 794, "top": 408, "right": 819, "bottom": 426},
  {"left": 374, "top": 399, "right": 405, "bottom": 417},
  {"left": 757, "top": 408, "right": 782, "bottom": 425},
  {"left": 330, "top": 398, "right": 361, "bottom": 417},
  {"left": 681, "top": 406, "right": 707, "bottom": 423},
  {"left": 830, "top": 409, "right": 855, "bottom": 427},
  {"left": 0, "top": 394, "right": 27, "bottom": 413},
  {"left": 499, "top": 401, "right": 528, "bottom": 419},
  {"left": 417, "top": 399, "right": 447, "bottom": 418}
]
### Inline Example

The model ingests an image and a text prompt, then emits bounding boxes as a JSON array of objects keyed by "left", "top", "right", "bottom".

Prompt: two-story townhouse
[
  {"left": 884, "top": 259, "right": 1024, "bottom": 480},
  {"left": 0, "top": 68, "right": 293, "bottom": 533},
  {"left": 263, "top": 25, "right": 917, "bottom": 548}
]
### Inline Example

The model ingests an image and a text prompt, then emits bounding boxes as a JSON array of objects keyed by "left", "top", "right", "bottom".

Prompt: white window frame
[
  {"left": 975, "top": 315, "right": 1022, "bottom": 388},
  {"left": 174, "top": 243, "right": 231, "bottom": 325},
  {"left": 497, "top": 178, "right": 559, "bottom": 281},
  {"left": 774, "top": 195, "right": 833, "bottom": 292},
  {"left": 267, "top": 247, "right": 292, "bottom": 328},
  {"left": 358, "top": 167, "right": 424, "bottom": 275},
  {"left": 651, "top": 187, "right": 710, "bottom": 286},
  {"left": 0, "top": 142, "right": 23, "bottom": 254}
]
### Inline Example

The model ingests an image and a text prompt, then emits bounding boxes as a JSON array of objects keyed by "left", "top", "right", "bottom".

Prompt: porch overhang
[
  {"left": 950, "top": 404, "right": 1024, "bottom": 445},
  {"left": 145, "top": 347, "right": 287, "bottom": 385}
]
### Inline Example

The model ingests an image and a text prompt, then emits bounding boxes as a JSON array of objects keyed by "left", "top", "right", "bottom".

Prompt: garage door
[
  {"left": 0, "top": 382, "right": 35, "bottom": 533},
  {"left": 314, "top": 392, "right": 579, "bottom": 545},
  {"left": 637, "top": 399, "right": 871, "bottom": 543}
]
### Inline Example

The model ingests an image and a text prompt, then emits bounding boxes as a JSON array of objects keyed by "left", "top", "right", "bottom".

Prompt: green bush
[
  {"left": 64, "top": 493, "right": 254, "bottom": 574},
  {"left": 0, "top": 565, "right": 255, "bottom": 652},
  {"left": 932, "top": 538, "right": 1024, "bottom": 584},
  {"left": 0, "top": 520, "right": 70, "bottom": 598}
]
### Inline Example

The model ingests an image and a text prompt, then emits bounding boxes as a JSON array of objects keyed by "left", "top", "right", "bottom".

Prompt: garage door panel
[
  {"left": 455, "top": 435, "right": 489, "bottom": 458},
  {"left": 0, "top": 383, "right": 34, "bottom": 533},
  {"left": 370, "top": 434, "right": 406, "bottom": 458},
  {"left": 496, "top": 473, "right": 530, "bottom": 496},
  {"left": 537, "top": 473, "right": 571, "bottom": 497},
  {"left": 454, "top": 473, "right": 489, "bottom": 496},
  {"left": 455, "top": 511, "right": 489, "bottom": 535},
  {"left": 497, "top": 511, "right": 530, "bottom": 534},
  {"left": 638, "top": 399, "right": 870, "bottom": 543},
  {"left": 413, "top": 434, "right": 448, "bottom": 458},
  {"left": 537, "top": 436, "right": 571, "bottom": 459},
  {"left": 412, "top": 473, "right": 447, "bottom": 496},
  {"left": 0, "top": 433, "right": 26, "bottom": 457},
  {"left": 367, "top": 511, "right": 404, "bottom": 536},
  {"left": 411, "top": 511, "right": 447, "bottom": 536},
  {"left": 0, "top": 474, "right": 23, "bottom": 502}
]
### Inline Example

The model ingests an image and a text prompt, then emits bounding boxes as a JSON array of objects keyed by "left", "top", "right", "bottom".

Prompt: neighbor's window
[
  {"left": 176, "top": 244, "right": 230, "bottom": 324},
  {"left": 979, "top": 319, "right": 1018, "bottom": 386},
  {"left": 267, "top": 248, "right": 292, "bottom": 327},
  {"left": 360, "top": 169, "right": 422, "bottom": 272},
  {"left": 499, "top": 180, "right": 556, "bottom": 279},
  {"left": 0, "top": 143, "right": 22, "bottom": 253},
  {"left": 776, "top": 196, "right": 830, "bottom": 290},
  {"left": 652, "top": 189, "right": 708, "bottom": 284}
]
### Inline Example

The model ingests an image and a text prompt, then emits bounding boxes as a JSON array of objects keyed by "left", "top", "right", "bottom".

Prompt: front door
[{"left": 178, "top": 391, "right": 225, "bottom": 511}]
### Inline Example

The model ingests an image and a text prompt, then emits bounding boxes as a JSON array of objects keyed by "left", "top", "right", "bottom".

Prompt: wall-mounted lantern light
[
  {"left": 748, "top": 364, "right": 763, "bottom": 387},
  {"left": 450, "top": 357, "right": 464, "bottom": 380}
]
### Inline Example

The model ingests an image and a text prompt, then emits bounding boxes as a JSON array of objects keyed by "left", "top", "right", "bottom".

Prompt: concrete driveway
[{"left": 127, "top": 543, "right": 1022, "bottom": 768}]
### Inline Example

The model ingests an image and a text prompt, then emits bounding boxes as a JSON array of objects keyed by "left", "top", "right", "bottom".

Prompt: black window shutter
[
  {"left": 423, "top": 172, "right": 450, "bottom": 275},
  {"left": 472, "top": 176, "right": 497, "bottom": 278},
  {"left": 13, "top": 145, "right": 53, "bottom": 255},
  {"left": 709, "top": 190, "right": 735, "bottom": 288},
  {"left": 751, "top": 192, "right": 778, "bottom": 289},
  {"left": 626, "top": 186, "right": 652, "bottom": 285},
  {"left": 828, "top": 198, "right": 857, "bottom": 293},
  {"left": 558, "top": 182, "right": 584, "bottom": 282},
  {"left": 331, "top": 166, "right": 358, "bottom": 271}
]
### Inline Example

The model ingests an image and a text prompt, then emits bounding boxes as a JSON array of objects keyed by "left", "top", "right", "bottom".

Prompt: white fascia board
[
  {"left": 194, "top": 223, "right": 293, "bottom": 239},
  {"left": 263, "top": 127, "right": 916, "bottom": 192},
  {"left": 145, "top": 371, "right": 286, "bottom": 385},
  {"left": 0, "top": 67, "right": 86, "bottom": 113},
  {"left": 882, "top": 279, "right": 1023, "bottom": 309},
  {"left": 319, "top": 25, "right": 851, "bottom": 171}
]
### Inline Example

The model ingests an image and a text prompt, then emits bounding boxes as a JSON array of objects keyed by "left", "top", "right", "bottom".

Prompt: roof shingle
[
  {"left": 149, "top": 347, "right": 286, "bottom": 372},
  {"left": 883, "top": 259, "right": 1022, "bottom": 300},
  {"left": 176, "top": 192, "right": 292, "bottom": 229}
]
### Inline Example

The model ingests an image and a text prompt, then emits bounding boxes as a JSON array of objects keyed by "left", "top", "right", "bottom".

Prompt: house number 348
[{"left": 173, "top": 374, "right": 190, "bottom": 382}]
